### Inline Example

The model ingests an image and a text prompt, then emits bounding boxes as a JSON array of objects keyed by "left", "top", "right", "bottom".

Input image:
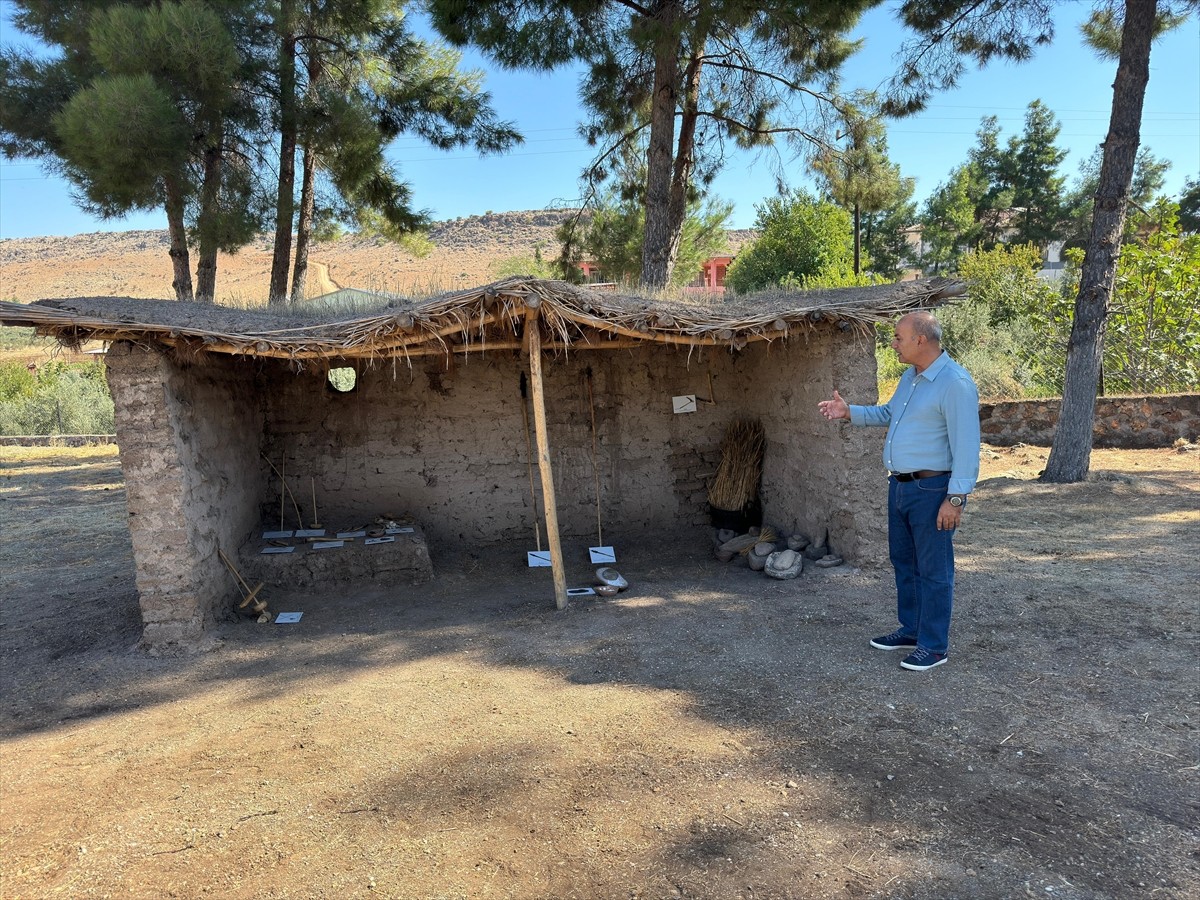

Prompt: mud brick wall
[
  {"left": 106, "top": 343, "right": 265, "bottom": 653},
  {"left": 261, "top": 346, "right": 745, "bottom": 547},
  {"left": 979, "top": 393, "right": 1200, "bottom": 448},
  {"left": 670, "top": 446, "right": 722, "bottom": 527},
  {"left": 741, "top": 326, "right": 888, "bottom": 565},
  {"left": 259, "top": 334, "right": 886, "bottom": 560},
  {"left": 104, "top": 327, "right": 891, "bottom": 652}
]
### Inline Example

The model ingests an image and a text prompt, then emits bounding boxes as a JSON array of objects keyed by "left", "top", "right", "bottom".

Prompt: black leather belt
[{"left": 891, "top": 470, "right": 950, "bottom": 482}]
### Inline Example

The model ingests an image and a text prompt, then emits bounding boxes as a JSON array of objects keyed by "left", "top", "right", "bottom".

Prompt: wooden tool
[
  {"left": 309, "top": 476, "right": 322, "bottom": 529},
  {"left": 218, "top": 548, "right": 268, "bottom": 619},
  {"left": 260, "top": 454, "right": 304, "bottom": 528}
]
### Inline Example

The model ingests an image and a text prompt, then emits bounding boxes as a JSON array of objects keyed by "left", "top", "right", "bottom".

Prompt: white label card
[
  {"left": 365, "top": 536, "right": 396, "bottom": 545},
  {"left": 261, "top": 546, "right": 295, "bottom": 554},
  {"left": 672, "top": 395, "right": 697, "bottom": 414},
  {"left": 262, "top": 530, "right": 293, "bottom": 539},
  {"left": 527, "top": 550, "right": 552, "bottom": 567},
  {"left": 311, "top": 540, "right": 344, "bottom": 550},
  {"left": 275, "top": 612, "right": 303, "bottom": 624},
  {"left": 589, "top": 546, "right": 616, "bottom": 563}
]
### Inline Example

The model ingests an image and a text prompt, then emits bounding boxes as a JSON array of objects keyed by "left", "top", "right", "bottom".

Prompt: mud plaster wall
[
  {"left": 106, "top": 343, "right": 265, "bottom": 652},
  {"left": 260, "top": 335, "right": 885, "bottom": 559},
  {"left": 742, "top": 325, "right": 887, "bottom": 564},
  {"left": 263, "top": 347, "right": 740, "bottom": 547}
]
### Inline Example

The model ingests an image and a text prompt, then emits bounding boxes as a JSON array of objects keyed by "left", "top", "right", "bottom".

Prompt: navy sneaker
[
  {"left": 900, "top": 648, "right": 948, "bottom": 671},
  {"left": 870, "top": 629, "right": 918, "bottom": 651}
]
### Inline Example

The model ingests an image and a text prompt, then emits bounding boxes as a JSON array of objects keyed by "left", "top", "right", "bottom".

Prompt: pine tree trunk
[
  {"left": 163, "top": 175, "right": 194, "bottom": 302},
  {"left": 269, "top": 0, "right": 297, "bottom": 306},
  {"left": 640, "top": 2, "right": 681, "bottom": 289},
  {"left": 853, "top": 203, "right": 862, "bottom": 275},
  {"left": 663, "top": 45, "right": 704, "bottom": 287},
  {"left": 194, "top": 128, "right": 224, "bottom": 303},
  {"left": 1043, "top": 0, "right": 1155, "bottom": 483},
  {"left": 290, "top": 141, "right": 317, "bottom": 304}
]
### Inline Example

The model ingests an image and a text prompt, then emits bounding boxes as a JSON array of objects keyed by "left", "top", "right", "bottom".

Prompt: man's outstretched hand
[{"left": 818, "top": 390, "right": 850, "bottom": 421}]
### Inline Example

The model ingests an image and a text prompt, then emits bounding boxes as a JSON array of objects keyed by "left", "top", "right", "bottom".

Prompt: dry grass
[{"left": 707, "top": 418, "right": 766, "bottom": 511}]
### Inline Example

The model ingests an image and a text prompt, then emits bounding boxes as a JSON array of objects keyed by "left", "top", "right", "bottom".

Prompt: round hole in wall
[{"left": 328, "top": 367, "right": 357, "bottom": 393}]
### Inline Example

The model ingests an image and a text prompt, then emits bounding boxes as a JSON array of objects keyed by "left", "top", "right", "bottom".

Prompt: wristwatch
[{"left": 947, "top": 495, "right": 966, "bottom": 508}]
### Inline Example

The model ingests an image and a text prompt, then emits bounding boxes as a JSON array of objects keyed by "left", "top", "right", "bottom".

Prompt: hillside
[{"left": 0, "top": 210, "right": 756, "bottom": 303}]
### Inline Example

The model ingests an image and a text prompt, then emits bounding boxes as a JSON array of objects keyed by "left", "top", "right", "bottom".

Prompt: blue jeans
[{"left": 888, "top": 473, "right": 955, "bottom": 654}]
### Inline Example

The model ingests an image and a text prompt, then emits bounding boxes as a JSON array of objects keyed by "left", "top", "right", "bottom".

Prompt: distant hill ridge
[{"left": 0, "top": 210, "right": 754, "bottom": 302}]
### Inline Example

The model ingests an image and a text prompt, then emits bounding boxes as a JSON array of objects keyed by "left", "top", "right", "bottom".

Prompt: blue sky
[{"left": 0, "top": 1, "right": 1196, "bottom": 239}]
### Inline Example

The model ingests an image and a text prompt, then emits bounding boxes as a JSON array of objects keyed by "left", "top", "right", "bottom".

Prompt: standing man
[{"left": 818, "top": 311, "right": 980, "bottom": 671}]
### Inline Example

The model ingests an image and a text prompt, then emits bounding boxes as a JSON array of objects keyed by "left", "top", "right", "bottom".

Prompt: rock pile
[{"left": 712, "top": 526, "right": 843, "bottom": 580}]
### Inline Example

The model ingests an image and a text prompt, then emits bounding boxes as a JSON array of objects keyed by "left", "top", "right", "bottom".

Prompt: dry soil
[{"left": 0, "top": 443, "right": 1198, "bottom": 899}]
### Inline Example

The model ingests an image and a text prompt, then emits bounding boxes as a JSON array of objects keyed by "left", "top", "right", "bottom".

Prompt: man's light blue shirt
[{"left": 848, "top": 351, "right": 981, "bottom": 495}]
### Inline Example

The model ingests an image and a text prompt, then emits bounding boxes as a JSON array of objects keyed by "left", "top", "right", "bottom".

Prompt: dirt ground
[{"left": 0, "top": 442, "right": 1197, "bottom": 899}]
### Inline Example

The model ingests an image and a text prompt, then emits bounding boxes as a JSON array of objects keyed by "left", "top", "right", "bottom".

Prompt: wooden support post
[{"left": 525, "top": 305, "right": 568, "bottom": 610}]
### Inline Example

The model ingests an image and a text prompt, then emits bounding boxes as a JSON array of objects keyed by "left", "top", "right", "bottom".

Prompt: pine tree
[
  {"left": 268, "top": 0, "right": 523, "bottom": 304},
  {"left": 2, "top": 0, "right": 521, "bottom": 305},
  {"left": 1061, "top": 146, "right": 1171, "bottom": 250},
  {"left": 1, "top": 0, "right": 254, "bottom": 302},
  {"left": 1009, "top": 100, "right": 1068, "bottom": 248},
  {"left": 810, "top": 96, "right": 909, "bottom": 275},
  {"left": 1043, "top": 0, "right": 1194, "bottom": 482},
  {"left": 919, "top": 164, "right": 986, "bottom": 273},
  {"left": 427, "top": 0, "right": 874, "bottom": 288}
]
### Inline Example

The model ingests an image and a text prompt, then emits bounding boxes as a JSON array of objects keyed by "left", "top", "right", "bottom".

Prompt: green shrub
[
  {"left": 726, "top": 191, "right": 854, "bottom": 294},
  {"left": 0, "top": 360, "right": 114, "bottom": 435},
  {"left": 0, "top": 361, "right": 37, "bottom": 402}
]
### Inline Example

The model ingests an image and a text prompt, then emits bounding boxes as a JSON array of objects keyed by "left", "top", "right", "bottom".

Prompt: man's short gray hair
[{"left": 906, "top": 312, "right": 942, "bottom": 343}]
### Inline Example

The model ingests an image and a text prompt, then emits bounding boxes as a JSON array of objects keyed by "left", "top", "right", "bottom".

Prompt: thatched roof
[{"left": 0, "top": 276, "right": 964, "bottom": 362}]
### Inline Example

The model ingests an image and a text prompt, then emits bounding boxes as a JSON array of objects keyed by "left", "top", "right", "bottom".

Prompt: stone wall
[
  {"left": 0, "top": 434, "right": 116, "bottom": 447},
  {"left": 979, "top": 393, "right": 1200, "bottom": 448}
]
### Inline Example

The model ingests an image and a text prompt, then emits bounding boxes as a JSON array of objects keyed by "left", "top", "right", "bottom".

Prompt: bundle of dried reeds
[{"left": 708, "top": 419, "right": 766, "bottom": 512}]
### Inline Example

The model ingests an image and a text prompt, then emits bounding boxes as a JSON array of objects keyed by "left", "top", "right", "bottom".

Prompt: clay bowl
[{"left": 594, "top": 584, "right": 620, "bottom": 597}]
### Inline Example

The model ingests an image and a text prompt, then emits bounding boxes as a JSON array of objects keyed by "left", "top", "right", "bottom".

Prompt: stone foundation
[{"left": 239, "top": 523, "right": 434, "bottom": 597}]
